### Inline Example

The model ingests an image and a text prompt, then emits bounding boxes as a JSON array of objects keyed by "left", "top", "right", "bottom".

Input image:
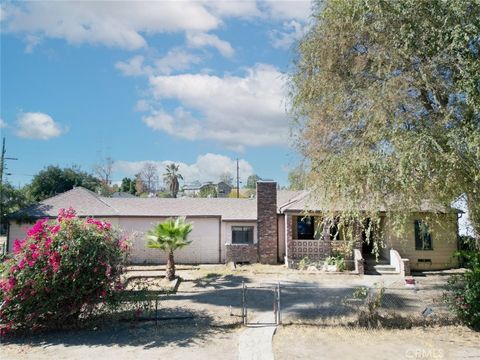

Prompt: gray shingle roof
[{"left": 10, "top": 187, "right": 304, "bottom": 221}]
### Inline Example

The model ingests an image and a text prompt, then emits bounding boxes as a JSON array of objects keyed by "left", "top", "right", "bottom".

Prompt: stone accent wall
[
  {"left": 257, "top": 181, "right": 278, "bottom": 264},
  {"left": 225, "top": 244, "right": 258, "bottom": 263},
  {"left": 289, "top": 239, "right": 332, "bottom": 260}
]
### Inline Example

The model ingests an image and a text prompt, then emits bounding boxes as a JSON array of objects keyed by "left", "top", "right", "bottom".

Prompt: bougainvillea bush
[{"left": 0, "top": 208, "right": 129, "bottom": 335}]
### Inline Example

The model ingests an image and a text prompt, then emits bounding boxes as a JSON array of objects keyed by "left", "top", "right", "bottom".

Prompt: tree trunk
[{"left": 166, "top": 250, "right": 175, "bottom": 280}]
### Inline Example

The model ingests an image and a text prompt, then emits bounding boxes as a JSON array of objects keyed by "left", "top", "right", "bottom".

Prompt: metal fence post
[
  {"left": 242, "top": 281, "right": 247, "bottom": 325},
  {"left": 155, "top": 297, "right": 158, "bottom": 327},
  {"left": 277, "top": 282, "right": 281, "bottom": 325}
]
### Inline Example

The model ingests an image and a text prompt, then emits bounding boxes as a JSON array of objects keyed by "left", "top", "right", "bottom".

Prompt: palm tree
[
  {"left": 146, "top": 217, "right": 193, "bottom": 280},
  {"left": 163, "top": 163, "right": 183, "bottom": 198}
]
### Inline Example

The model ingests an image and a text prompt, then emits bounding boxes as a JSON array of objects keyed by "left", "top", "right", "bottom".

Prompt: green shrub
[
  {"left": 325, "top": 252, "right": 346, "bottom": 271},
  {"left": 444, "top": 250, "right": 480, "bottom": 330},
  {"left": 0, "top": 208, "right": 129, "bottom": 335}
]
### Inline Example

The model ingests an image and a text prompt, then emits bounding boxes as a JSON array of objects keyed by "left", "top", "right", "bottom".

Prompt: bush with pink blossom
[{"left": 0, "top": 208, "right": 129, "bottom": 335}]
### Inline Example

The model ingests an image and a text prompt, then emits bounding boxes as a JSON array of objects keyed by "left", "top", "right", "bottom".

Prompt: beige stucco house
[{"left": 6, "top": 181, "right": 460, "bottom": 274}]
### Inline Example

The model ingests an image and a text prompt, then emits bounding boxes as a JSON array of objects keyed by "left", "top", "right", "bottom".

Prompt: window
[
  {"left": 415, "top": 220, "right": 432, "bottom": 250},
  {"left": 297, "top": 216, "right": 315, "bottom": 239},
  {"left": 232, "top": 226, "right": 254, "bottom": 244}
]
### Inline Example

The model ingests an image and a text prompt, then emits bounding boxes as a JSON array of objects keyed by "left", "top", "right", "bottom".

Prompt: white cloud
[
  {"left": 155, "top": 48, "right": 203, "bottom": 74},
  {"left": 270, "top": 20, "right": 305, "bottom": 49},
  {"left": 144, "top": 63, "right": 289, "bottom": 151},
  {"left": 2, "top": 1, "right": 220, "bottom": 50},
  {"left": 186, "top": 32, "right": 234, "bottom": 57},
  {"left": 115, "top": 55, "right": 148, "bottom": 77},
  {"left": 205, "top": 1, "right": 260, "bottom": 18},
  {"left": 15, "top": 112, "right": 66, "bottom": 140},
  {"left": 262, "top": 0, "right": 312, "bottom": 21},
  {"left": 0, "top": 118, "right": 7, "bottom": 128},
  {"left": 116, "top": 49, "right": 203, "bottom": 77},
  {"left": 2, "top": 1, "right": 312, "bottom": 51},
  {"left": 114, "top": 153, "right": 254, "bottom": 185}
]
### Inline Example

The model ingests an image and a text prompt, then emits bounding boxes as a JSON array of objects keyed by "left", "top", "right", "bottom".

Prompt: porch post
[
  {"left": 321, "top": 218, "right": 332, "bottom": 257},
  {"left": 285, "top": 213, "right": 293, "bottom": 261}
]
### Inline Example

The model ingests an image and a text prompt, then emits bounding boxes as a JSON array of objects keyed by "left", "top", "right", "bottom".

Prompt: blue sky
[{"left": 0, "top": 1, "right": 312, "bottom": 188}]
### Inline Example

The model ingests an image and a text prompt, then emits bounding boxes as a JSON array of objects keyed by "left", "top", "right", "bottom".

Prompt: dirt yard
[
  {"left": 1, "top": 265, "right": 473, "bottom": 359},
  {"left": 0, "top": 321, "right": 240, "bottom": 360},
  {"left": 274, "top": 325, "right": 480, "bottom": 360}
]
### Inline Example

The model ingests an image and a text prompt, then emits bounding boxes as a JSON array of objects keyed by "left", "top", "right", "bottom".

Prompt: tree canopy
[
  {"left": 290, "top": 0, "right": 480, "bottom": 239},
  {"left": 245, "top": 174, "right": 262, "bottom": 189},
  {"left": 27, "top": 166, "right": 100, "bottom": 201}
]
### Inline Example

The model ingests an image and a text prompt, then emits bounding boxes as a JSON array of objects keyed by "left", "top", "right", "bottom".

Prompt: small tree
[{"left": 146, "top": 217, "right": 193, "bottom": 280}]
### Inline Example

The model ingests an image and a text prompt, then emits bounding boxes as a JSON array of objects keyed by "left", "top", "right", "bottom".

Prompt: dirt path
[{"left": 274, "top": 325, "right": 480, "bottom": 360}]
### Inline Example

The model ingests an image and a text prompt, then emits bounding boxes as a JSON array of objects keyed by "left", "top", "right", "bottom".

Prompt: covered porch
[{"left": 284, "top": 213, "right": 363, "bottom": 270}]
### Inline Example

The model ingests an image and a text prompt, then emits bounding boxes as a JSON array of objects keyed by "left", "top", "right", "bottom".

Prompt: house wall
[
  {"left": 7, "top": 222, "right": 31, "bottom": 252},
  {"left": 383, "top": 213, "right": 458, "bottom": 270},
  {"left": 8, "top": 216, "right": 222, "bottom": 265},
  {"left": 118, "top": 216, "right": 221, "bottom": 264}
]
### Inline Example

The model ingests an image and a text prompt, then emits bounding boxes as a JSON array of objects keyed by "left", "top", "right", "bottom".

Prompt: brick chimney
[{"left": 257, "top": 181, "right": 278, "bottom": 264}]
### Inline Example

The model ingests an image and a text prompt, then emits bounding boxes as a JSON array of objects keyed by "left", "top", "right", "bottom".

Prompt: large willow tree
[{"left": 290, "top": 0, "right": 480, "bottom": 242}]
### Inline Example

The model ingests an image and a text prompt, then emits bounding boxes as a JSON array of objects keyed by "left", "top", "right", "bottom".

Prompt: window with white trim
[{"left": 232, "top": 226, "right": 254, "bottom": 244}]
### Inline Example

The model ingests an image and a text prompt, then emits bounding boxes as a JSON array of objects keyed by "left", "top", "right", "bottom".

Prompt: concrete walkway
[{"left": 238, "top": 313, "right": 277, "bottom": 360}]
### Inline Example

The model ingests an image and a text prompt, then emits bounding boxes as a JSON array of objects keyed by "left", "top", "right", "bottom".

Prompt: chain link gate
[{"left": 241, "top": 282, "right": 281, "bottom": 325}]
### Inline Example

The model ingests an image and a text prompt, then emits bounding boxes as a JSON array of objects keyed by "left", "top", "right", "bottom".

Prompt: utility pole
[
  {"left": 236, "top": 158, "right": 240, "bottom": 199},
  {"left": 0, "top": 137, "right": 18, "bottom": 238}
]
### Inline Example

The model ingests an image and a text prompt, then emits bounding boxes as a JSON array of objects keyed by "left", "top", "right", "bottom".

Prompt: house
[
  {"left": 182, "top": 181, "right": 232, "bottom": 198},
  {"left": 6, "top": 181, "right": 459, "bottom": 273}
]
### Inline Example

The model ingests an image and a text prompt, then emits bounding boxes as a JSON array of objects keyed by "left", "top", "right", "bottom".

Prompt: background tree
[
  {"left": 139, "top": 162, "right": 159, "bottom": 193},
  {"left": 163, "top": 163, "right": 183, "bottom": 198},
  {"left": 134, "top": 173, "right": 146, "bottom": 195},
  {"left": 119, "top": 177, "right": 135, "bottom": 194},
  {"left": 245, "top": 174, "right": 262, "bottom": 189},
  {"left": 28, "top": 165, "right": 100, "bottom": 201},
  {"left": 93, "top": 156, "right": 114, "bottom": 186},
  {"left": 199, "top": 184, "right": 217, "bottom": 198},
  {"left": 219, "top": 172, "right": 234, "bottom": 186},
  {"left": 0, "top": 182, "right": 30, "bottom": 235},
  {"left": 288, "top": 165, "right": 308, "bottom": 191},
  {"left": 290, "top": 0, "right": 480, "bottom": 241},
  {"left": 146, "top": 217, "right": 193, "bottom": 280}
]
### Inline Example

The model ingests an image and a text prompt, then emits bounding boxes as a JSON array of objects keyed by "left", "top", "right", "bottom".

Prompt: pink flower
[
  {"left": 13, "top": 239, "right": 26, "bottom": 254},
  {"left": 57, "top": 207, "right": 76, "bottom": 221},
  {"left": 27, "top": 219, "right": 48, "bottom": 238},
  {"left": 18, "top": 258, "right": 26, "bottom": 269},
  {"left": 118, "top": 239, "right": 129, "bottom": 251},
  {"left": 0, "top": 277, "right": 16, "bottom": 292},
  {"left": 50, "top": 225, "right": 60, "bottom": 234},
  {"left": 48, "top": 251, "right": 62, "bottom": 272},
  {"left": 44, "top": 237, "right": 52, "bottom": 249}
]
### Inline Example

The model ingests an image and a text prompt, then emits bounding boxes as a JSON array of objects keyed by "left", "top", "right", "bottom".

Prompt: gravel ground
[
  {"left": 273, "top": 325, "right": 480, "bottom": 360},
  {"left": 1, "top": 265, "right": 467, "bottom": 359},
  {"left": 1, "top": 322, "right": 239, "bottom": 360}
]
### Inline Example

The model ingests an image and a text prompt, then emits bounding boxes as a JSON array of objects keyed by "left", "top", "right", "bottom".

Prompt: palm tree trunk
[{"left": 166, "top": 250, "right": 175, "bottom": 280}]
